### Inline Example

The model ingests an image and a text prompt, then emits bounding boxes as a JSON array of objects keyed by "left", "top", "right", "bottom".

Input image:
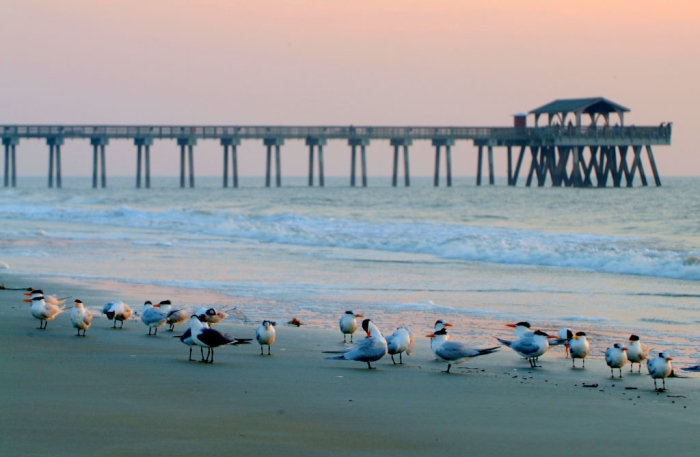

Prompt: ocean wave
[{"left": 3, "top": 202, "right": 700, "bottom": 282}]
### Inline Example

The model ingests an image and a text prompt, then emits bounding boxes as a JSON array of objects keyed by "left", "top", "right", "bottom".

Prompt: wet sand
[{"left": 1, "top": 276, "right": 699, "bottom": 457}]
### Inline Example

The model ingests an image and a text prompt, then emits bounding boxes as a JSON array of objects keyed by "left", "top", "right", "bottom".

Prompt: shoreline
[{"left": 2, "top": 275, "right": 699, "bottom": 456}]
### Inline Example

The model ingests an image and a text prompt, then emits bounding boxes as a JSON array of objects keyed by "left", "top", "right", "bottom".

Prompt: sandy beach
[{"left": 1, "top": 276, "right": 699, "bottom": 457}]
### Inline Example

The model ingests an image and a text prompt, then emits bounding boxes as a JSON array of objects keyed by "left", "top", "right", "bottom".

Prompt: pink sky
[{"left": 1, "top": 0, "right": 698, "bottom": 179}]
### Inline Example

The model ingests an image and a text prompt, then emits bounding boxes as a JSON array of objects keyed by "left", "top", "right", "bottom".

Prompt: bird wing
[
  {"left": 197, "top": 328, "right": 234, "bottom": 347},
  {"left": 511, "top": 338, "right": 542, "bottom": 357}
]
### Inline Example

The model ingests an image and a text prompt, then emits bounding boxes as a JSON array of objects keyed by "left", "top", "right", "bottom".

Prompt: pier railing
[{"left": 1, "top": 124, "right": 672, "bottom": 144}]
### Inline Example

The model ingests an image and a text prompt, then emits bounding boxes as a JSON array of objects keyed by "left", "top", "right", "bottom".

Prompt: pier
[{"left": 2, "top": 98, "right": 672, "bottom": 189}]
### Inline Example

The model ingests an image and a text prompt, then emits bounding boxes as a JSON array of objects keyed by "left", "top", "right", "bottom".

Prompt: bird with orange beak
[
  {"left": 569, "top": 331, "right": 590, "bottom": 368},
  {"left": 605, "top": 343, "right": 628, "bottom": 377},
  {"left": 647, "top": 352, "right": 673, "bottom": 391},
  {"left": 24, "top": 291, "right": 65, "bottom": 330},
  {"left": 497, "top": 329, "right": 557, "bottom": 368},
  {"left": 426, "top": 326, "right": 500, "bottom": 373},
  {"left": 70, "top": 299, "right": 93, "bottom": 337},
  {"left": 339, "top": 310, "right": 364, "bottom": 343}
]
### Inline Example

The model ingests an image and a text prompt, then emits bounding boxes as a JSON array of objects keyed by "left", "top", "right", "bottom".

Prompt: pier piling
[
  {"left": 177, "top": 137, "right": 197, "bottom": 188},
  {"left": 47, "top": 137, "right": 64, "bottom": 188},
  {"left": 390, "top": 138, "right": 412, "bottom": 187},
  {"left": 264, "top": 137, "right": 284, "bottom": 187},
  {"left": 348, "top": 138, "right": 370, "bottom": 187},
  {"left": 90, "top": 137, "right": 109, "bottom": 188},
  {"left": 2, "top": 137, "right": 18, "bottom": 187},
  {"left": 221, "top": 138, "right": 240, "bottom": 188},
  {"left": 134, "top": 137, "right": 152, "bottom": 189}
]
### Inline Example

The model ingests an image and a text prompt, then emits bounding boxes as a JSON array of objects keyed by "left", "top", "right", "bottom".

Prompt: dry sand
[{"left": 1, "top": 276, "right": 699, "bottom": 457}]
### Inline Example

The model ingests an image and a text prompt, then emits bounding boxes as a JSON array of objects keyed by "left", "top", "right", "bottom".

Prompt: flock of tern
[{"left": 20, "top": 289, "right": 691, "bottom": 392}]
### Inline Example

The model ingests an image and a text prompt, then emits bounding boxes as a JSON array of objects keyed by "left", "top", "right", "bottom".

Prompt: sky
[{"left": 1, "top": 0, "right": 698, "bottom": 179}]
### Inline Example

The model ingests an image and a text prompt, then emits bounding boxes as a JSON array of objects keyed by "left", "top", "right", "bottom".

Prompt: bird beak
[
  {"left": 22, "top": 298, "right": 32, "bottom": 303},
  {"left": 355, "top": 314, "right": 364, "bottom": 318},
  {"left": 622, "top": 347, "right": 628, "bottom": 351},
  {"left": 366, "top": 331, "right": 371, "bottom": 337},
  {"left": 425, "top": 333, "right": 435, "bottom": 338},
  {"left": 442, "top": 322, "right": 453, "bottom": 327},
  {"left": 573, "top": 335, "right": 579, "bottom": 340},
  {"left": 505, "top": 324, "right": 516, "bottom": 328},
  {"left": 23, "top": 291, "right": 32, "bottom": 296},
  {"left": 547, "top": 335, "right": 557, "bottom": 339},
  {"left": 667, "top": 357, "right": 674, "bottom": 361}
]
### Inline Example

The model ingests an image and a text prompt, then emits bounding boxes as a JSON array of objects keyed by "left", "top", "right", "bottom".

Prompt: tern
[
  {"left": 497, "top": 330, "right": 555, "bottom": 368},
  {"left": 141, "top": 301, "right": 168, "bottom": 336},
  {"left": 568, "top": 331, "right": 590, "bottom": 368},
  {"left": 553, "top": 327, "right": 574, "bottom": 357},
  {"left": 339, "top": 310, "right": 364, "bottom": 343},
  {"left": 188, "top": 315, "right": 245, "bottom": 363},
  {"left": 102, "top": 301, "right": 133, "bottom": 329},
  {"left": 70, "top": 299, "right": 93, "bottom": 337},
  {"left": 325, "top": 319, "right": 387, "bottom": 369},
  {"left": 194, "top": 307, "right": 228, "bottom": 325},
  {"left": 426, "top": 327, "right": 500, "bottom": 373},
  {"left": 605, "top": 343, "right": 628, "bottom": 377},
  {"left": 24, "top": 289, "right": 66, "bottom": 308},
  {"left": 386, "top": 324, "right": 416, "bottom": 365},
  {"left": 505, "top": 321, "right": 533, "bottom": 338},
  {"left": 430, "top": 320, "right": 453, "bottom": 359},
  {"left": 159, "top": 300, "right": 189, "bottom": 331},
  {"left": 24, "top": 294, "right": 64, "bottom": 329},
  {"left": 647, "top": 352, "right": 673, "bottom": 391},
  {"left": 256, "top": 320, "right": 277, "bottom": 355},
  {"left": 626, "top": 335, "right": 649, "bottom": 373}
]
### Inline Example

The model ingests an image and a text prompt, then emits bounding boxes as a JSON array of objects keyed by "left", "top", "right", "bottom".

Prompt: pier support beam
[
  {"left": 646, "top": 145, "right": 661, "bottom": 186},
  {"left": 306, "top": 137, "right": 327, "bottom": 187},
  {"left": 90, "top": 137, "right": 109, "bottom": 188},
  {"left": 135, "top": 137, "right": 153, "bottom": 189},
  {"left": 47, "top": 137, "right": 64, "bottom": 188},
  {"left": 349, "top": 138, "right": 370, "bottom": 187},
  {"left": 3, "top": 137, "right": 18, "bottom": 187},
  {"left": 221, "top": 137, "right": 241, "bottom": 188},
  {"left": 177, "top": 137, "right": 197, "bottom": 188},
  {"left": 511, "top": 146, "right": 526, "bottom": 186},
  {"left": 264, "top": 137, "right": 284, "bottom": 187},
  {"left": 390, "top": 138, "right": 412, "bottom": 187},
  {"left": 432, "top": 138, "right": 454, "bottom": 187}
]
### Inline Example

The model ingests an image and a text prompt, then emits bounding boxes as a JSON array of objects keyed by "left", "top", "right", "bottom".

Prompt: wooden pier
[{"left": 1, "top": 98, "right": 672, "bottom": 189}]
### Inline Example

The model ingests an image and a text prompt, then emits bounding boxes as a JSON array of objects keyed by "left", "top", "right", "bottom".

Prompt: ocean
[{"left": 2, "top": 176, "right": 699, "bottom": 362}]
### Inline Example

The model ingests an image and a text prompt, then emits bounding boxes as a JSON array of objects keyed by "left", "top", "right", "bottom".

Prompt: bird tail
[
  {"left": 495, "top": 338, "right": 512, "bottom": 348},
  {"left": 324, "top": 355, "right": 347, "bottom": 361},
  {"left": 476, "top": 346, "right": 501, "bottom": 356},
  {"left": 231, "top": 338, "right": 253, "bottom": 345}
]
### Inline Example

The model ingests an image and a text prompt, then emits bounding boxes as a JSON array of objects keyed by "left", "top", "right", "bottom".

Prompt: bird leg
[
  {"left": 154, "top": 327, "right": 158, "bottom": 336},
  {"left": 112, "top": 320, "right": 117, "bottom": 329},
  {"left": 188, "top": 347, "right": 193, "bottom": 361},
  {"left": 267, "top": 345, "right": 271, "bottom": 355},
  {"left": 443, "top": 363, "right": 452, "bottom": 373},
  {"left": 366, "top": 361, "right": 376, "bottom": 369},
  {"left": 260, "top": 345, "right": 264, "bottom": 355},
  {"left": 350, "top": 334, "right": 354, "bottom": 343},
  {"left": 390, "top": 354, "right": 396, "bottom": 365},
  {"left": 399, "top": 353, "right": 403, "bottom": 364}
]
